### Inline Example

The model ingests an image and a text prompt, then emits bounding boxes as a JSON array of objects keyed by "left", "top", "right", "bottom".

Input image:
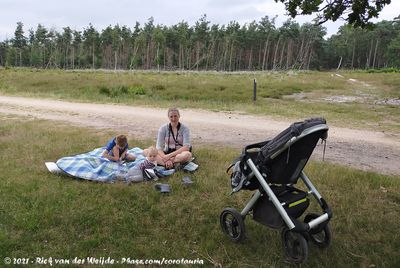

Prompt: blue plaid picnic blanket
[{"left": 55, "top": 147, "right": 174, "bottom": 183}]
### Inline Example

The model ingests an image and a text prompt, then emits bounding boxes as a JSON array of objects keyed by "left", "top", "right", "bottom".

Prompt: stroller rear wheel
[
  {"left": 304, "top": 213, "right": 332, "bottom": 248},
  {"left": 281, "top": 227, "right": 308, "bottom": 263},
  {"left": 220, "top": 208, "right": 245, "bottom": 242}
]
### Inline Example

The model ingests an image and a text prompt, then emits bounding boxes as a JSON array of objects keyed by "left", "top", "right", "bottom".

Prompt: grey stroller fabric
[{"left": 261, "top": 117, "right": 326, "bottom": 161}]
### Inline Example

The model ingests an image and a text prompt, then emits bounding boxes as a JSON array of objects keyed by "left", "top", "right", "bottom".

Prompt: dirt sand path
[{"left": 1, "top": 95, "right": 399, "bottom": 176}]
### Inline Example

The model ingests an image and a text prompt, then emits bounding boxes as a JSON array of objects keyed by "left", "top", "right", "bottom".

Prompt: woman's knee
[{"left": 180, "top": 151, "right": 192, "bottom": 161}]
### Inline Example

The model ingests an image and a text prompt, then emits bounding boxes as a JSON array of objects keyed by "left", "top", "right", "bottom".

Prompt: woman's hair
[
  {"left": 167, "top": 108, "right": 180, "bottom": 116},
  {"left": 116, "top": 134, "right": 128, "bottom": 147},
  {"left": 147, "top": 146, "right": 158, "bottom": 156}
]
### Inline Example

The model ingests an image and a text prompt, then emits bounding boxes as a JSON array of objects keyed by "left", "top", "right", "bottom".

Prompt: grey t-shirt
[{"left": 156, "top": 123, "right": 191, "bottom": 152}]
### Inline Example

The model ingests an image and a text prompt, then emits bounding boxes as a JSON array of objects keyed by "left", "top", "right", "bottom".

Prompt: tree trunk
[
  {"left": 129, "top": 43, "right": 139, "bottom": 70},
  {"left": 229, "top": 41, "right": 234, "bottom": 71},
  {"left": 66, "top": 46, "right": 68, "bottom": 69},
  {"left": 196, "top": 41, "right": 200, "bottom": 71},
  {"left": 19, "top": 50, "right": 22, "bottom": 67},
  {"left": 298, "top": 36, "right": 305, "bottom": 65},
  {"left": 279, "top": 41, "right": 285, "bottom": 70},
  {"left": 286, "top": 40, "right": 291, "bottom": 69},
  {"left": 179, "top": 44, "right": 182, "bottom": 70},
  {"left": 248, "top": 46, "right": 253, "bottom": 70},
  {"left": 265, "top": 39, "right": 271, "bottom": 70},
  {"left": 206, "top": 40, "right": 215, "bottom": 70},
  {"left": 273, "top": 37, "right": 281, "bottom": 70},
  {"left": 163, "top": 47, "right": 166, "bottom": 70},
  {"left": 42, "top": 46, "right": 45, "bottom": 68},
  {"left": 299, "top": 35, "right": 313, "bottom": 70},
  {"left": 72, "top": 47, "right": 74, "bottom": 69},
  {"left": 238, "top": 49, "right": 243, "bottom": 71},
  {"left": 187, "top": 48, "right": 191, "bottom": 70},
  {"left": 366, "top": 39, "right": 373, "bottom": 68},
  {"left": 257, "top": 42, "right": 262, "bottom": 69},
  {"left": 147, "top": 40, "right": 151, "bottom": 69},
  {"left": 92, "top": 42, "right": 95, "bottom": 69},
  {"left": 262, "top": 41, "right": 267, "bottom": 71},
  {"left": 156, "top": 43, "right": 160, "bottom": 72},
  {"left": 221, "top": 40, "right": 228, "bottom": 71},
  {"left": 262, "top": 35, "right": 270, "bottom": 71},
  {"left": 336, "top": 56, "right": 342, "bottom": 70},
  {"left": 372, "top": 39, "right": 379, "bottom": 68},
  {"left": 30, "top": 47, "right": 33, "bottom": 67},
  {"left": 306, "top": 49, "right": 312, "bottom": 70},
  {"left": 351, "top": 39, "right": 355, "bottom": 69},
  {"left": 114, "top": 50, "right": 117, "bottom": 70}
]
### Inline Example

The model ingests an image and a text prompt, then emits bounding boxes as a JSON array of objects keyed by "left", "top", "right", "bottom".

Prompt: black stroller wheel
[
  {"left": 281, "top": 227, "right": 308, "bottom": 263},
  {"left": 304, "top": 213, "right": 332, "bottom": 248},
  {"left": 220, "top": 208, "right": 245, "bottom": 242}
]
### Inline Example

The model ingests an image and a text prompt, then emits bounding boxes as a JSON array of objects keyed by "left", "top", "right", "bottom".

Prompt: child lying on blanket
[
  {"left": 102, "top": 134, "right": 136, "bottom": 162},
  {"left": 126, "top": 146, "right": 158, "bottom": 183}
]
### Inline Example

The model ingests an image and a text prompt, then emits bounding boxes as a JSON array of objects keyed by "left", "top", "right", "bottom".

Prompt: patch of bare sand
[{"left": 1, "top": 95, "right": 399, "bottom": 176}]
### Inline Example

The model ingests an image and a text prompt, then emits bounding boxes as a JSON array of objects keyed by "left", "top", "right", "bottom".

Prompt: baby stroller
[{"left": 220, "top": 118, "right": 332, "bottom": 263}]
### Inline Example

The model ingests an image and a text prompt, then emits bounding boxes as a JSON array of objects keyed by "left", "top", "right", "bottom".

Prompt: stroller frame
[{"left": 220, "top": 119, "right": 332, "bottom": 264}]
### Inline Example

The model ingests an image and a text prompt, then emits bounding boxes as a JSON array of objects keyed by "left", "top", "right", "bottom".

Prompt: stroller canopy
[
  {"left": 231, "top": 118, "right": 329, "bottom": 192},
  {"left": 261, "top": 117, "right": 328, "bottom": 162}
]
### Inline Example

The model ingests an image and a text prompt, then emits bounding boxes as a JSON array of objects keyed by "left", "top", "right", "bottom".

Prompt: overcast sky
[{"left": 1, "top": 0, "right": 399, "bottom": 41}]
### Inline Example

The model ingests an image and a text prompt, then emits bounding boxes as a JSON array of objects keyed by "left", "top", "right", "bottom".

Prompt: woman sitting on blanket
[
  {"left": 147, "top": 108, "right": 192, "bottom": 169},
  {"left": 102, "top": 134, "right": 136, "bottom": 162}
]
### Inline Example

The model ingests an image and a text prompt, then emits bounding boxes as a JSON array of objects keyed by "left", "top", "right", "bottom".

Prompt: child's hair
[
  {"left": 116, "top": 135, "right": 128, "bottom": 147},
  {"left": 147, "top": 146, "right": 158, "bottom": 156}
]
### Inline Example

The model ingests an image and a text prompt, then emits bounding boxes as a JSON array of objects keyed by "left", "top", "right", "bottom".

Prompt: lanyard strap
[{"left": 168, "top": 123, "right": 182, "bottom": 148}]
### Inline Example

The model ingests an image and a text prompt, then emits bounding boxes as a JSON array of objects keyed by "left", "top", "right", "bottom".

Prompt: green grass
[
  {"left": 0, "top": 68, "right": 399, "bottom": 133},
  {"left": 1, "top": 116, "right": 399, "bottom": 267}
]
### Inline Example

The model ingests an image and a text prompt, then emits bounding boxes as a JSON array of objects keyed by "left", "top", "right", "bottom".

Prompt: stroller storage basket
[{"left": 253, "top": 187, "right": 309, "bottom": 228}]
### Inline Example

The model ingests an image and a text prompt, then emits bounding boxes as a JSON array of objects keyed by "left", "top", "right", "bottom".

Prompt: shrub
[
  {"left": 99, "top": 85, "right": 135, "bottom": 97},
  {"left": 119, "top": 86, "right": 129, "bottom": 94},
  {"left": 152, "top": 84, "right": 166, "bottom": 91},
  {"left": 366, "top": 68, "right": 400, "bottom": 73},
  {"left": 99, "top": 86, "right": 111, "bottom": 96},
  {"left": 215, "top": 85, "right": 226, "bottom": 91},
  {"left": 129, "top": 86, "right": 146, "bottom": 95}
]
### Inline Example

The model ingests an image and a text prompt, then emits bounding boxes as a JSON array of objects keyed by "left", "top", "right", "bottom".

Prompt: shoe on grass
[
  {"left": 154, "top": 183, "right": 171, "bottom": 193},
  {"left": 182, "top": 176, "right": 194, "bottom": 186}
]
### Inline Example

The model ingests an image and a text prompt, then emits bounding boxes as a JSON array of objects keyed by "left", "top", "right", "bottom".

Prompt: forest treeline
[{"left": 1, "top": 15, "right": 400, "bottom": 71}]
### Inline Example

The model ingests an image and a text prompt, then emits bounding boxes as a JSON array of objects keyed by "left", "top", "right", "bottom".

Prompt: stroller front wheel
[
  {"left": 220, "top": 208, "right": 246, "bottom": 242},
  {"left": 281, "top": 227, "right": 308, "bottom": 264},
  {"left": 304, "top": 213, "right": 332, "bottom": 248}
]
